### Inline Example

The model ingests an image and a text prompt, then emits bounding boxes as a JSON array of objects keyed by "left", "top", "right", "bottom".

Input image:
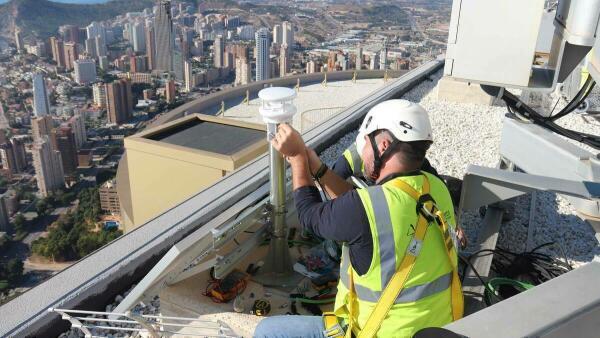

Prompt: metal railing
[
  {"left": 299, "top": 107, "right": 346, "bottom": 133},
  {"left": 49, "top": 308, "right": 239, "bottom": 338}
]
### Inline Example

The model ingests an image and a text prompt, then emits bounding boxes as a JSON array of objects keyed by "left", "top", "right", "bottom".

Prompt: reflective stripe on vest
[
  {"left": 339, "top": 246, "right": 451, "bottom": 304},
  {"left": 346, "top": 143, "right": 363, "bottom": 177}
]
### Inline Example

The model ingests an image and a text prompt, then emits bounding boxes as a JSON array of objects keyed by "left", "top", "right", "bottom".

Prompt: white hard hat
[{"left": 355, "top": 99, "right": 433, "bottom": 155}]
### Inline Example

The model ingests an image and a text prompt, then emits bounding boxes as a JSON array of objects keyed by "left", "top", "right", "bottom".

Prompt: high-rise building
[
  {"left": 226, "top": 16, "right": 240, "bottom": 29},
  {"left": 132, "top": 21, "right": 146, "bottom": 53},
  {"left": 106, "top": 79, "right": 133, "bottom": 125},
  {"left": 14, "top": 30, "right": 24, "bottom": 52},
  {"left": 327, "top": 51, "right": 338, "bottom": 71},
  {"left": 356, "top": 46, "right": 363, "bottom": 70},
  {"left": 380, "top": 39, "right": 388, "bottom": 70},
  {"left": 306, "top": 60, "right": 317, "bottom": 74},
  {"left": 32, "top": 116, "right": 54, "bottom": 142},
  {"left": 95, "top": 36, "right": 107, "bottom": 57},
  {"left": 282, "top": 21, "right": 294, "bottom": 50},
  {"left": 85, "top": 38, "right": 98, "bottom": 59},
  {"left": 11, "top": 138, "right": 26, "bottom": 171},
  {"left": 184, "top": 60, "right": 195, "bottom": 92},
  {"left": 155, "top": 0, "right": 175, "bottom": 73},
  {"left": 182, "top": 28, "right": 195, "bottom": 59},
  {"left": 99, "top": 56, "right": 109, "bottom": 70},
  {"left": 93, "top": 83, "right": 107, "bottom": 108},
  {"left": 0, "top": 195, "right": 9, "bottom": 232},
  {"left": 68, "top": 115, "right": 86, "bottom": 149},
  {"left": 145, "top": 23, "right": 156, "bottom": 70},
  {"left": 279, "top": 44, "right": 289, "bottom": 77},
  {"left": 0, "top": 143, "right": 20, "bottom": 176},
  {"left": 99, "top": 179, "right": 120, "bottom": 215},
  {"left": 63, "top": 42, "right": 78, "bottom": 70},
  {"left": 213, "top": 35, "right": 224, "bottom": 68},
  {"left": 192, "top": 39, "right": 204, "bottom": 57},
  {"left": 172, "top": 49, "right": 184, "bottom": 81},
  {"left": 370, "top": 53, "right": 379, "bottom": 70},
  {"left": 273, "top": 24, "right": 282, "bottom": 45},
  {"left": 50, "top": 37, "right": 66, "bottom": 69},
  {"left": 32, "top": 73, "right": 51, "bottom": 117},
  {"left": 86, "top": 22, "right": 106, "bottom": 41},
  {"left": 33, "top": 136, "right": 65, "bottom": 197},
  {"left": 51, "top": 126, "right": 78, "bottom": 175},
  {"left": 237, "top": 25, "right": 255, "bottom": 40},
  {"left": 130, "top": 56, "right": 147, "bottom": 73},
  {"left": 74, "top": 59, "right": 97, "bottom": 85},
  {"left": 165, "top": 80, "right": 176, "bottom": 103},
  {"left": 61, "top": 25, "right": 80, "bottom": 44},
  {"left": 255, "top": 28, "right": 269, "bottom": 82},
  {"left": 235, "top": 57, "right": 251, "bottom": 86}
]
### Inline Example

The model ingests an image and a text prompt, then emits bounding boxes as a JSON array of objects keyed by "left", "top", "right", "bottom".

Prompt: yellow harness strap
[{"left": 356, "top": 176, "right": 463, "bottom": 338}]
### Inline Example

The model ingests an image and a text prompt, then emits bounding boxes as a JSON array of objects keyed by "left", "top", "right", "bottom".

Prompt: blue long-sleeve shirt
[{"left": 293, "top": 157, "right": 441, "bottom": 276}]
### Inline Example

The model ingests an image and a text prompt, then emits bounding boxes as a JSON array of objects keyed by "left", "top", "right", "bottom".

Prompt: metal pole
[{"left": 253, "top": 87, "right": 301, "bottom": 287}]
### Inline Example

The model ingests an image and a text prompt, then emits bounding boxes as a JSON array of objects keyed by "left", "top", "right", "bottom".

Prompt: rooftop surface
[
  {"left": 149, "top": 120, "right": 265, "bottom": 155},
  {"left": 221, "top": 78, "right": 392, "bottom": 132}
]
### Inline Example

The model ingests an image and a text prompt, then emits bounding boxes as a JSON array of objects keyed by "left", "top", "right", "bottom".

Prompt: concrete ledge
[{"left": 0, "top": 60, "right": 443, "bottom": 338}]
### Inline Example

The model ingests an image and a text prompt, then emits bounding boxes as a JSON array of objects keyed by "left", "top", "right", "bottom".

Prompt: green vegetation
[
  {"left": 0, "top": 258, "right": 24, "bottom": 291},
  {"left": 362, "top": 5, "right": 409, "bottom": 25},
  {"left": 31, "top": 187, "right": 122, "bottom": 261},
  {"left": 3, "top": 0, "right": 155, "bottom": 38}
]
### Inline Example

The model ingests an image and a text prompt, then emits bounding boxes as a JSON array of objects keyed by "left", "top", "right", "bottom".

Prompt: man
[{"left": 254, "top": 100, "right": 463, "bottom": 338}]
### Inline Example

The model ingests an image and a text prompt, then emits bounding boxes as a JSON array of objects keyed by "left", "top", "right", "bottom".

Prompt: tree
[
  {"left": 4, "top": 259, "right": 23, "bottom": 284},
  {"left": 36, "top": 199, "right": 50, "bottom": 216},
  {"left": 12, "top": 214, "right": 25, "bottom": 234}
]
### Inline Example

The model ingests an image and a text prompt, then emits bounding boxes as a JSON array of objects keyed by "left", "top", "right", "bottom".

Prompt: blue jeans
[{"left": 254, "top": 315, "right": 326, "bottom": 338}]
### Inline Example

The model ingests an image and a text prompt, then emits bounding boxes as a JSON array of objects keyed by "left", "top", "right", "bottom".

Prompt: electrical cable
[{"left": 502, "top": 87, "right": 600, "bottom": 149}]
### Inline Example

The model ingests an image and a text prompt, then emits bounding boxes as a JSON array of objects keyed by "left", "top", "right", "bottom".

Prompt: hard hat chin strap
[{"left": 368, "top": 132, "right": 401, "bottom": 179}]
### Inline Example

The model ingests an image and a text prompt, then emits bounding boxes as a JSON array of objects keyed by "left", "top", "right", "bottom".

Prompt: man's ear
[{"left": 379, "top": 138, "right": 391, "bottom": 153}]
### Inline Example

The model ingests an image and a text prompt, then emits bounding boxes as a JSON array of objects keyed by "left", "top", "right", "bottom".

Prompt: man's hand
[{"left": 271, "top": 124, "right": 305, "bottom": 159}]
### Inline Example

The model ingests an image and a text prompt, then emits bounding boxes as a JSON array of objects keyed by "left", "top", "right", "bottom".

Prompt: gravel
[
  {"left": 318, "top": 70, "right": 599, "bottom": 266},
  {"left": 58, "top": 285, "right": 161, "bottom": 338}
]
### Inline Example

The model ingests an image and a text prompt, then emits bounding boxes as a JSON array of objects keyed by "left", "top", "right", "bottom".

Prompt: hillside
[{"left": 0, "top": 0, "right": 155, "bottom": 40}]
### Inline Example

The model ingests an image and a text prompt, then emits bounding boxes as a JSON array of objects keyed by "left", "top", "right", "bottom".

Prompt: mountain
[{"left": 0, "top": 0, "right": 155, "bottom": 40}]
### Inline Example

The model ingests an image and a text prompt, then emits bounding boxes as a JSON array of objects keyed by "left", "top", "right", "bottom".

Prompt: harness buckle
[{"left": 322, "top": 313, "right": 345, "bottom": 337}]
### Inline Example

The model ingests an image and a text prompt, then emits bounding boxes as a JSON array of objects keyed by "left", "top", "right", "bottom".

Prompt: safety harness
[{"left": 323, "top": 174, "right": 464, "bottom": 338}]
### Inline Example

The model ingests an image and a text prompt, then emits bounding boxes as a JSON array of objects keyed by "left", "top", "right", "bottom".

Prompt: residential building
[
  {"left": 145, "top": 23, "right": 156, "bottom": 70},
  {"left": 93, "top": 83, "right": 107, "bottom": 108},
  {"left": 255, "top": 28, "right": 269, "bottom": 81},
  {"left": 282, "top": 21, "right": 293, "bottom": 49},
  {"left": 280, "top": 44, "right": 289, "bottom": 77},
  {"left": 74, "top": 59, "right": 97, "bottom": 85},
  {"left": 235, "top": 57, "right": 251, "bottom": 86},
  {"left": 273, "top": 24, "right": 282, "bottom": 45},
  {"left": 51, "top": 126, "right": 78, "bottom": 175},
  {"left": 155, "top": 0, "right": 175, "bottom": 72},
  {"left": 165, "top": 80, "right": 176, "bottom": 103},
  {"left": 63, "top": 42, "right": 78, "bottom": 71},
  {"left": 50, "top": 37, "right": 66, "bottom": 68},
  {"left": 32, "top": 73, "right": 51, "bottom": 117},
  {"left": 106, "top": 79, "right": 133, "bottom": 125},
  {"left": 132, "top": 21, "right": 146, "bottom": 53},
  {"left": 32, "top": 116, "right": 54, "bottom": 142},
  {"left": 214, "top": 35, "right": 224, "bottom": 68},
  {"left": 68, "top": 115, "right": 86, "bottom": 149},
  {"left": 99, "top": 179, "right": 120, "bottom": 215},
  {"left": 33, "top": 136, "right": 65, "bottom": 197}
]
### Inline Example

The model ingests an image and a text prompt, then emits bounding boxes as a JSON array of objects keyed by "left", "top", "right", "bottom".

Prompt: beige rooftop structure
[{"left": 117, "top": 114, "right": 268, "bottom": 232}]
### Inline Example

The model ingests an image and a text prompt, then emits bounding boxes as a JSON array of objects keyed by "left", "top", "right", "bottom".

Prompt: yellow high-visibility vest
[{"left": 333, "top": 172, "right": 462, "bottom": 338}]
